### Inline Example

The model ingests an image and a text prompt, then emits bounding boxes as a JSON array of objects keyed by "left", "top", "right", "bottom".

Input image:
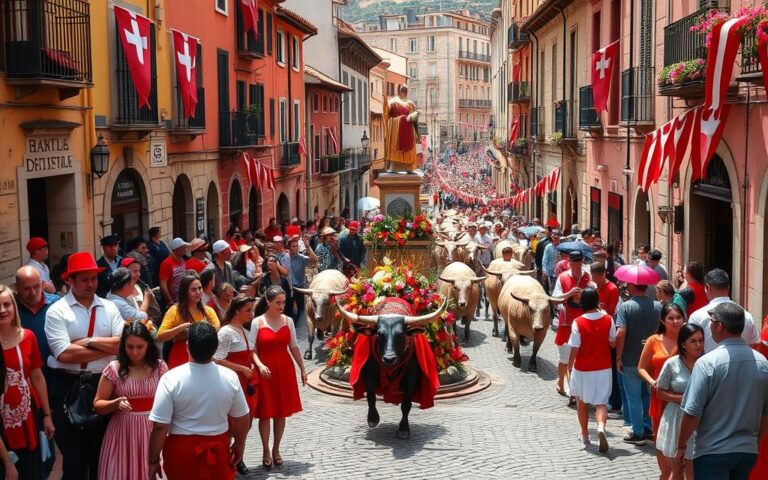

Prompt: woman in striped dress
[{"left": 94, "top": 321, "right": 167, "bottom": 480}]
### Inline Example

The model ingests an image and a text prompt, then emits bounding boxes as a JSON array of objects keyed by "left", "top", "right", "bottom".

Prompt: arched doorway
[
  {"left": 295, "top": 189, "right": 301, "bottom": 219},
  {"left": 248, "top": 187, "right": 261, "bottom": 231},
  {"left": 689, "top": 155, "right": 733, "bottom": 278},
  {"left": 634, "top": 190, "right": 651, "bottom": 250},
  {"left": 277, "top": 193, "right": 290, "bottom": 224},
  {"left": 206, "top": 182, "right": 219, "bottom": 241},
  {"left": 172, "top": 174, "right": 193, "bottom": 240},
  {"left": 229, "top": 179, "right": 243, "bottom": 229},
  {"left": 110, "top": 169, "right": 147, "bottom": 248}
]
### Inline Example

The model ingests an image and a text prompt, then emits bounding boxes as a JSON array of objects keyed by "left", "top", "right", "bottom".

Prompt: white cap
[
  {"left": 212, "top": 240, "right": 231, "bottom": 254},
  {"left": 170, "top": 238, "right": 189, "bottom": 251}
]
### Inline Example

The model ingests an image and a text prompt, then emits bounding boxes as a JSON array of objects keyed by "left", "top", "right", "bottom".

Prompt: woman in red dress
[
  {"left": 253, "top": 286, "right": 306, "bottom": 470},
  {"left": 214, "top": 294, "right": 259, "bottom": 475},
  {"left": 0, "top": 284, "right": 55, "bottom": 480}
]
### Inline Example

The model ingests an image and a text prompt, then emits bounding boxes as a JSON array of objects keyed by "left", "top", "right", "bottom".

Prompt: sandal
[
  {"left": 262, "top": 457, "right": 273, "bottom": 470},
  {"left": 273, "top": 456, "right": 284, "bottom": 467},
  {"left": 555, "top": 386, "right": 567, "bottom": 397}
]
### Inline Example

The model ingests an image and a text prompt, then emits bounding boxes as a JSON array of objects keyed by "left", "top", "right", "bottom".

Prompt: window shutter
[
  {"left": 640, "top": 0, "right": 653, "bottom": 67},
  {"left": 267, "top": 13, "right": 273, "bottom": 55},
  {"left": 269, "top": 98, "right": 275, "bottom": 136}
]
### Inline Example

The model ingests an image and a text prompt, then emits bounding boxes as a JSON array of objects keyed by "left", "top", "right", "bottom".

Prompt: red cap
[
  {"left": 26, "top": 237, "right": 48, "bottom": 253},
  {"left": 61, "top": 252, "right": 106, "bottom": 279},
  {"left": 348, "top": 221, "right": 360, "bottom": 229},
  {"left": 285, "top": 225, "right": 301, "bottom": 237},
  {"left": 120, "top": 257, "right": 137, "bottom": 267},
  {"left": 545, "top": 218, "right": 561, "bottom": 228}
]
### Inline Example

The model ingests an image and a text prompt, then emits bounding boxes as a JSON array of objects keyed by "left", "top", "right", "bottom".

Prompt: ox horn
[
  {"left": 293, "top": 286, "right": 315, "bottom": 295},
  {"left": 329, "top": 286, "right": 350, "bottom": 296},
  {"left": 455, "top": 237, "right": 470, "bottom": 247},
  {"left": 404, "top": 300, "right": 448, "bottom": 327},
  {"left": 510, "top": 292, "right": 531, "bottom": 304},
  {"left": 437, "top": 275, "right": 455, "bottom": 284},
  {"left": 471, "top": 276, "right": 488, "bottom": 284},
  {"left": 515, "top": 269, "right": 536, "bottom": 276},
  {"left": 480, "top": 264, "right": 504, "bottom": 278},
  {"left": 334, "top": 302, "right": 378, "bottom": 326}
]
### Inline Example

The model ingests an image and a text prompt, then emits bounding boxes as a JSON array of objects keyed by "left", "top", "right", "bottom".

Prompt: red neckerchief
[{"left": 372, "top": 335, "right": 416, "bottom": 391}]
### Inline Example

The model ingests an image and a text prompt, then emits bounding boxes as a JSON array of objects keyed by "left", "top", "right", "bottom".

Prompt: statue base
[
  {"left": 375, "top": 171, "right": 423, "bottom": 218},
  {"left": 364, "top": 240, "right": 434, "bottom": 277}
]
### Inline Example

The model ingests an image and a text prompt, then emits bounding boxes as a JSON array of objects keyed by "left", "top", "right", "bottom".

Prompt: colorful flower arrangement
[
  {"left": 657, "top": 58, "right": 706, "bottom": 86},
  {"left": 363, "top": 213, "right": 434, "bottom": 246},
  {"left": 325, "top": 258, "right": 468, "bottom": 375}
]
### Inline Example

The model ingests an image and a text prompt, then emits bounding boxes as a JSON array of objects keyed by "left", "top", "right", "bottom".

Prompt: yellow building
[{"left": 0, "top": 0, "right": 95, "bottom": 282}]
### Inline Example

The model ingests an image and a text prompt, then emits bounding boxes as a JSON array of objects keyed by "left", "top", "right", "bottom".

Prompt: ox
[
  {"left": 494, "top": 239, "right": 534, "bottom": 269},
  {"left": 294, "top": 269, "right": 349, "bottom": 359},
  {"left": 436, "top": 262, "right": 486, "bottom": 341},
  {"left": 498, "top": 275, "right": 563, "bottom": 371},
  {"left": 336, "top": 301, "right": 447, "bottom": 439},
  {"left": 433, "top": 237, "right": 469, "bottom": 270},
  {"left": 481, "top": 260, "right": 535, "bottom": 337}
]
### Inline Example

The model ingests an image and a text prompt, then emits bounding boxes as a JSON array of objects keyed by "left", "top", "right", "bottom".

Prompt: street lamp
[
  {"left": 360, "top": 130, "right": 370, "bottom": 150},
  {"left": 90, "top": 133, "right": 110, "bottom": 179}
]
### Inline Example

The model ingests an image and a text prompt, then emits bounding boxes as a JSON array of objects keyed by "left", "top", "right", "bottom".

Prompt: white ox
[
  {"left": 294, "top": 269, "right": 349, "bottom": 360},
  {"left": 436, "top": 262, "right": 486, "bottom": 341},
  {"left": 481, "top": 259, "right": 535, "bottom": 337}
]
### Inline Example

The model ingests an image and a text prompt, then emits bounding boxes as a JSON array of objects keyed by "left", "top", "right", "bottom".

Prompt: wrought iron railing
[
  {"left": 554, "top": 100, "right": 575, "bottom": 138},
  {"left": 458, "top": 51, "right": 491, "bottom": 63},
  {"left": 621, "top": 67, "right": 654, "bottom": 123},
  {"left": 115, "top": 22, "right": 158, "bottom": 125},
  {"left": 507, "top": 23, "right": 529, "bottom": 50},
  {"left": 219, "top": 111, "right": 265, "bottom": 147},
  {"left": 579, "top": 86, "right": 601, "bottom": 129},
  {"left": 663, "top": 7, "right": 714, "bottom": 67},
  {"left": 509, "top": 81, "right": 530, "bottom": 102},
  {"left": 740, "top": 31, "right": 761, "bottom": 76},
  {"left": 3, "top": 0, "right": 92, "bottom": 83},
  {"left": 320, "top": 155, "right": 342, "bottom": 174},
  {"left": 174, "top": 86, "right": 206, "bottom": 130},
  {"left": 280, "top": 142, "right": 300, "bottom": 166}
]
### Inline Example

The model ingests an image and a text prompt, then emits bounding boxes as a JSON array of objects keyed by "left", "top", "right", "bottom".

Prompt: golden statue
[{"left": 383, "top": 84, "right": 421, "bottom": 173}]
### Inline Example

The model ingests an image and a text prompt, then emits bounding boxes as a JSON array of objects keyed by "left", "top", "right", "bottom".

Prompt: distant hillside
[{"left": 340, "top": 0, "right": 498, "bottom": 25}]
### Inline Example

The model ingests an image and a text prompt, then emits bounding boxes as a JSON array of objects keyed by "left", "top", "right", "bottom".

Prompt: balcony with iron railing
[
  {"left": 738, "top": 30, "right": 762, "bottom": 82},
  {"left": 3, "top": 0, "right": 93, "bottom": 98},
  {"left": 320, "top": 155, "right": 343, "bottom": 175},
  {"left": 279, "top": 142, "right": 300, "bottom": 167},
  {"left": 114, "top": 24, "right": 158, "bottom": 129},
  {"left": 578, "top": 86, "right": 601, "bottom": 131},
  {"left": 458, "top": 51, "right": 491, "bottom": 63},
  {"left": 172, "top": 87, "right": 206, "bottom": 134},
  {"left": 553, "top": 100, "right": 575, "bottom": 139},
  {"left": 219, "top": 110, "right": 266, "bottom": 148},
  {"left": 507, "top": 23, "right": 529, "bottom": 50},
  {"left": 621, "top": 67, "right": 654, "bottom": 124},
  {"left": 659, "top": 6, "right": 717, "bottom": 97},
  {"left": 508, "top": 81, "right": 530, "bottom": 103}
]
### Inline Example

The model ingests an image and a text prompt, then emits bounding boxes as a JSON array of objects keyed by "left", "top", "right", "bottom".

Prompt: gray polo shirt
[
  {"left": 681, "top": 338, "right": 768, "bottom": 458},
  {"left": 615, "top": 295, "right": 661, "bottom": 367},
  {"left": 288, "top": 253, "right": 309, "bottom": 288}
]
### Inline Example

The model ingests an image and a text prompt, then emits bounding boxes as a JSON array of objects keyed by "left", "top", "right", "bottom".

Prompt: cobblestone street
[{"left": 240, "top": 312, "right": 660, "bottom": 479}]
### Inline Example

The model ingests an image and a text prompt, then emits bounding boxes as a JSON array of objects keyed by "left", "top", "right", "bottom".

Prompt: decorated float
[{"left": 362, "top": 213, "right": 436, "bottom": 276}]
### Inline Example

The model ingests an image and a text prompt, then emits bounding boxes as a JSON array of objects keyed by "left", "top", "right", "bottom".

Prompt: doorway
[
  {"left": 277, "top": 193, "right": 290, "bottom": 224},
  {"left": 27, "top": 174, "right": 77, "bottom": 265},
  {"left": 111, "top": 169, "right": 146, "bottom": 248},
  {"left": 689, "top": 155, "right": 733, "bottom": 278},
  {"left": 248, "top": 186, "right": 261, "bottom": 231},
  {"left": 172, "top": 174, "right": 193, "bottom": 240},
  {"left": 229, "top": 179, "right": 243, "bottom": 229},
  {"left": 206, "top": 182, "right": 219, "bottom": 241},
  {"left": 634, "top": 190, "right": 651, "bottom": 250}
]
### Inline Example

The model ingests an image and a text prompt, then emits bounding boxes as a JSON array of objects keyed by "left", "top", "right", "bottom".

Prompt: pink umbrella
[{"left": 614, "top": 264, "right": 661, "bottom": 286}]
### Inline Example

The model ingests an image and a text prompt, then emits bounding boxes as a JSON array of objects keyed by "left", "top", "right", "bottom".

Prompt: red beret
[
  {"left": 348, "top": 221, "right": 360, "bottom": 229},
  {"left": 26, "top": 237, "right": 48, "bottom": 253},
  {"left": 120, "top": 257, "right": 137, "bottom": 267}
]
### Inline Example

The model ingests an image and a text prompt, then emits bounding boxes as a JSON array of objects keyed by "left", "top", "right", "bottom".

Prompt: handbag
[{"left": 62, "top": 308, "right": 103, "bottom": 430}]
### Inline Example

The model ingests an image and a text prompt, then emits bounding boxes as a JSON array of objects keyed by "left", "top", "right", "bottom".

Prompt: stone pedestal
[
  {"left": 375, "top": 171, "right": 423, "bottom": 218},
  {"left": 364, "top": 240, "right": 434, "bottom": 277}
]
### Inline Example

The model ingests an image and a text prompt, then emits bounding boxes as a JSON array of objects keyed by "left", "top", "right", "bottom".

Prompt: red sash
[
  {"left": 127, "top": 397, "right": 155, "bottom": 413},
  {"left": 225, "top": 349, "right": 258, "bottom": 415},
  {"left": 168, "top": 341, "right": 188, "bottom": 369},
  {"left": 163, "top": 433, "right": 233, "bottom": 480}
]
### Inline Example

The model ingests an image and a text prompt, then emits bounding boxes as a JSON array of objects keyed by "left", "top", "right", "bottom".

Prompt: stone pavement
[{"left": 239, "top": 311, "right": 661, "bottom": 480}]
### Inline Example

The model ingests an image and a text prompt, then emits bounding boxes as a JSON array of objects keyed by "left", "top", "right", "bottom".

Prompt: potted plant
[{"left": 548, "top": 131, "right": 563, "bottom": 146}]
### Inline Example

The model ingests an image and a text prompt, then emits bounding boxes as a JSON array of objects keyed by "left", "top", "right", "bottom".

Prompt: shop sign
[
  {"left": 24, "top": 136, "right": 74, "bottom": 174},
  {"left": 113, "top": 177, "right": 140, "bottom": 203},
  {"left": 150, "top": 140, "right": 167, "bottom": 167},
  {"left": 195, "top": 197, "right": 205, "bottom": 238}
]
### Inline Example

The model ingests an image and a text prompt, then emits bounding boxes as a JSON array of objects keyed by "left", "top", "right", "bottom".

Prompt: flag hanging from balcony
[
  {"left": 691, "top": 104, "right": 732, "bottom": 181},
  {"left": 171, "top": 30, "right": 199, "bottom": 119},
  {"left": 298, "top": 136, "right": 308, "bottom": 158},
  {"left": 758, "top": 28, "right": 768, "bottom": 95},
  {"left": 240, "top": 0, "right": 259, "bottom": 36},
  {"left": 704, "top": 16, "right": 747, "bottom": 112},
  {"left": 668, "top": 109, "right": 695, "bottom": 182},
  {"left": 261, "top": 163, "right": 275, "bottom": 190},
  {"left": 508, "top": 118, "right": 519, "bottom": 147},
  {"left": 114, "top": 5, "right": 153, "bottom": 108},
  {"left": 328, "top": 127, "right": 339, "bottom": 154},
  {"left": 637, "top": 129, "right": 661, "bottom": 192},
  {"left": 591, "top": 39, "right": 619, "bottom": 113}
]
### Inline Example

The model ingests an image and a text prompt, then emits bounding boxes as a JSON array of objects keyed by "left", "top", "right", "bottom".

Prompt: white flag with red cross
[{"left": 114, "top": 5, "right": 152, "bottom": 108}]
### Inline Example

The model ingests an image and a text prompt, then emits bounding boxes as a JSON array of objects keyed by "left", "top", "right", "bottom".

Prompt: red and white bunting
[
  {"left": 239, "top": 0, "right": 259, "bottom": 36},
  {"left": 637, "top": 130, "right": 661, "bottom": 192},
  {"left": 242, "top": 152, "right": 252, "bottom": 185},
  {"left": 261, "top": 163, "right": 276, "bottom": 190},
  {"left": 508, "top": 118, "right": 520, "bottom": 147},
  {"left": 171, "top": 30, "right": 199, "bottom": 119},
  {"left": 691, "top": 104, "right": 732, "bottom": 181},
  {"left": 591, "top": 39, "right": 619, "bottom": 113},
  {"left": 249, "top": 153, "right": 262, "bottom": 187},
  {"left": 298, "top": 136, "right": 308, "bottom": 158},
  {"left": 668, "top": 109, "right": 695, "bottom": 182},
  {"left": 328, "top": 127, "right": 339, "bottom": 154},
  {"left": 654, "top": 117, "right": 677, "bottom": 184},
  {"left": 114, "top": 5, "right": 152, "bottom": 108},
  {"left": 547, "top": 168, "right": 560, "bottom": 192},
  {"left": 704, "top": 16, "right": 747, "bottom": 111}
]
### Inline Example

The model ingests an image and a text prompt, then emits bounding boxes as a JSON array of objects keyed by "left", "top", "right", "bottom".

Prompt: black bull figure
[{"left": 335, "top": 301, "right": 447, "bottom": 439}]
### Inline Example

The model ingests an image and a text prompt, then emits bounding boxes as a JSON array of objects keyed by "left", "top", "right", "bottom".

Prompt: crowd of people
[{"left": 0, "top": 213, "right": 370, "bottom": 479}]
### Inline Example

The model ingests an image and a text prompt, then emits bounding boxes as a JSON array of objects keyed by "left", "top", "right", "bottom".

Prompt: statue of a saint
[{"left": 383, "top": 84, "right": 420, "bottom": 173}]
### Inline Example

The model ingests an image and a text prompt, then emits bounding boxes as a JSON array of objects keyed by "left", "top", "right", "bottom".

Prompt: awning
[{"left": 304, "top": 65, "right": 353, "bottom": 92}]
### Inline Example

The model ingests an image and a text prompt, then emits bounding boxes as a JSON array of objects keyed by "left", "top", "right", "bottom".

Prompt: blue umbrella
[
  {"left": 556, "top": 241, "right": 594, "bottom": 260},
  {"left": 518, "top": 226, "right": 544, "bottom": 237}
]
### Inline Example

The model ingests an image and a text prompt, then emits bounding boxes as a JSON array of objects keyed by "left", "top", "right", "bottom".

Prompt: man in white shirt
[
  {"left": 44, "top": 251, "right": 124, "bottom": 479},
  {"left": 149, "top": 322, "right": 250, "bottom": 480},
  {"left": 688, "top": 268, "right": 760, "bottom": 353},
  {"left": 26, "top": 236, "right": 56, "bottom": 293},
  {"left": 474, "top": 223, "right": 493, "bottom": 267}
]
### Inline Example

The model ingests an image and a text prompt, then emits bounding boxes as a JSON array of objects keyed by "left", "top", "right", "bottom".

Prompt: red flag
[
  {"left": 242, "top": 152, "right": 252, "bottom": 184},
  {"left": 261, "top": 163, "right": 275, "bottom": 190},
  {"left": 508, "top": 118, "right": 520, "bottom": 147},
  {"left": 512, "top": 62, "right": 520, "bottom": 82},
  {"left": 691, "top": 104, "right": 732, "bottom": 181},
  {"left": 328, "top": 127, "right": 339, "bottom": 154},
  {"left": 704, "top": 17, "right": 747, "bottom": 112},
  {"left": 547, "top": 168, "right": 560, "bottom": 192},
  {"left": 591, "top": 40, "right": 619, "bottom": 113},
  {"left": 535, "top": 178, "right": 546, "bottom": 197},
  {"left": 239, "top": 0, "right": 259, "bottom": 36},
  {"left": 114, "top": 5, "right": 152, "bottom": 108},
  {"left": 668, "top": 109, "right": 695, "bottom": 181},
  {"left": 171, "top": 30, "right": 199, "bottom": 119},
  {"left": 298, "top": 136, "right": 308, "bottom": 157},
  {"left": 249, "top": 153, "right": 262, "bottom": 187},
  {"left": 654, "top": 118, "right": 677, "bottom": 184},
  {"left": 637, "top": 130, "right": 661, "bottom": 192},
  {"left": 758, "top": 32, "right": 768, "bottom": 96}
]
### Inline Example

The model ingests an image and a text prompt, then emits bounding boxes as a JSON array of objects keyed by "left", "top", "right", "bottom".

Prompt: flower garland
[
  {"left": 363, "top": 213, "right": 434, "bottom": 246},
  {"left": 325, "top": 259, "right": 468, "bottom": 374}
]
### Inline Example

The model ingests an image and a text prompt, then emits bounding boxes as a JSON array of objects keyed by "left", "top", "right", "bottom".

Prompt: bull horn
[
  {"left": 435, "top": 239, "right": 447, "bottom": 246},
  {"left": 334, "top": 303, "right": 378, "bottom": 326},
  {"left": 480, "top": 264, "right": 503, "bottom": 278},
  {"left": 471, "top": 276, "right": 488, "bottom": 284},
  {"left": 404, "top": 300, "right": 448, "bottom": 326},
  {"left": 329, "top": 287, "right": 350, "bottom": 296},
  {"left": 515, "top": 269, "right": 536, "bottom": 276},
  {"left": 455, "top": 238, "right": 470, "bottom": 247},
  {"left": 293, "top": 286, "right": 314, "bottom": 295},
  {"left": 437, "top": 275, "right": 455, "bottom": 284},
  {"left": 510, "top": 292, "right": 531, "bottom": 304}
]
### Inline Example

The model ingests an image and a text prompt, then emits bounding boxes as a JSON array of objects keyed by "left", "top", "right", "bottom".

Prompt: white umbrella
[{"left": 357, "top": 197, "right": 380, "bottom": 211}]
